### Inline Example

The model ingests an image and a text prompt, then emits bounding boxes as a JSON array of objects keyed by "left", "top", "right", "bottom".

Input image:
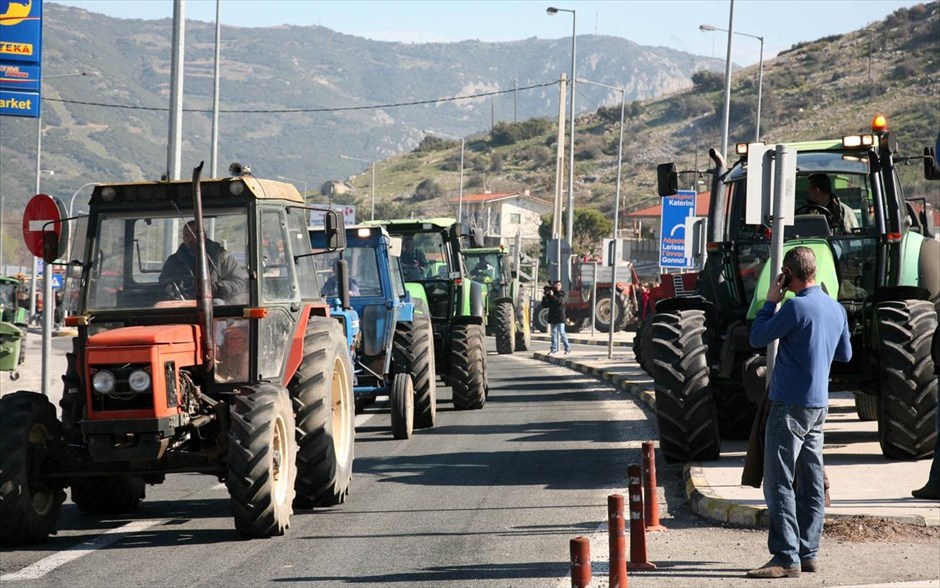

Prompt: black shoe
[
  {"left": 911, "top": 483, "right": 940, "bottom": 500},
  {"left": 801, "top": 559, "right": 818, "bottom": 573}
]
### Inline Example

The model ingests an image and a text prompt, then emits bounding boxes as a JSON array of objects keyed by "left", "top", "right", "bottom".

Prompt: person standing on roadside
[
  {"left": 911, "top": 327, "right": 940, "bottom": 500},
  {"left": 542, "top": 280, "right": 570, "bottom": 355},
  {"left": 746, "top": 246, "right": 852, "bottom": 579}
]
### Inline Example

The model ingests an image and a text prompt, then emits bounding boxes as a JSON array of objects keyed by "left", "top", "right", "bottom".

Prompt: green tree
[{"left": 572, "top": 207, "right": 612, "bottom": 255}]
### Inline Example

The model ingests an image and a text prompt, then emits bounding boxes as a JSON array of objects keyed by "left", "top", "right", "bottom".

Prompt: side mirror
[
  {"left": 657, "top": 163, "right": 678, "bottom": 197},
  {"left": 924, "top": 146, "right": 940, "bottom": 181},
  {"left": 449, "top": 223, "right": 462, "bottom": 258},
  {"left": 324, "top": 211, "right": 347, "bottom": 251}
]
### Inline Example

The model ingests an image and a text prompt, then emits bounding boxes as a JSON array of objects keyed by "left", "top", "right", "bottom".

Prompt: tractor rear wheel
[
  {"left": 227, "top": 383, "right": 296, "bottom": 538},
  {"left": 288, "top": 317, "right": 355, "bottom": 507},
  {"left": 394, "top": 314, "right": 437, "bottom": 429},
  {"left": 876, "top": 300, "right": 938, "bottom": 459},
  {"left": 451, "top": 323, "right": 487, "bottom": 410},
  {"left": 853, "top": 393, "right": 878, "bottom": 422},
  {"left": 495, "top": 301, "right": 515, "bottom": 355},
  {"left": 0, "top": 391, "right": 65, "bottom": 546},
  {"left": 390, "top": 374, "right": 415, "bottom": 440},
  {"left": 594, "top": 290, "right": 629, "bottom": 333},
  {"left": 534, "top": 303, "right": 549, "bottom": 333},
  {"left": 715, "top": 385, "right": 755, "bottom": 440},
  {"left": 71, "top": 476, "right": 146, "bottom": 513},
  {"left": 650, "top": 310, "right": 720, "bottom": 463}
]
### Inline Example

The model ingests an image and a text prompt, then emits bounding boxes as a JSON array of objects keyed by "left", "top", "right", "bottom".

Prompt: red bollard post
[
  {"left": 570, "top": 536, "right": 592, "bottom": 587},
  {"left": 608, "top": 494, "right": 628, "bottom": 588},
  {"left": 627, "top": 464, "right": 657, "bottom": 571},
  {"left": 642, "top": 441, "right": 667, "bottom": 532}
]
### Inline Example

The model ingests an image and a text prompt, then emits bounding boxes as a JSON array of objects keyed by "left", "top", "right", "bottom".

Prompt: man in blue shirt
[{"left": 746, "top": 246, "right": 852, "bottom": 579}]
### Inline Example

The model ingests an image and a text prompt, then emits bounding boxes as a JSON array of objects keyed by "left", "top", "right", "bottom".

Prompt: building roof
[
  {"left": 626, "top": 192, "right": 710, "bottom": 218},
  {"left": 455, "top": 191, "right": 552, "bottom": 209}
]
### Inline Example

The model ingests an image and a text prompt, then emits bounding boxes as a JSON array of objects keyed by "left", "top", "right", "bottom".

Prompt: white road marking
[{"left": 1, "top": 519, "right": 168, "bottom": 582}]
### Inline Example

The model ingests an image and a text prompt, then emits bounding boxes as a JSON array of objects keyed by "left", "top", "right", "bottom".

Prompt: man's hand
[{"left": 766, "top": 272, "right": 787, "bottom": 304}]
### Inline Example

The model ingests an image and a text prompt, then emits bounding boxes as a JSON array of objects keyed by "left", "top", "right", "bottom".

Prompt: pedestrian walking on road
[
  {"left": 911, "top": 327, "right": 940, "bottom": 500},
  {"left": 542, "top": 280, "right": 570, "bottom": 355},
  {"left": 746, "top": 246, "right": 852, "bottom": 579}
]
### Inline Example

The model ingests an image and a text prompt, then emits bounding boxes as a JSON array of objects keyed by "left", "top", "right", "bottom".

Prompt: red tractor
[
  {"left": 535, "top": 258, "right": 640, "bottom": 333},
  {"left": 0, "top": 163, "right": 356, "bottom": 545}
]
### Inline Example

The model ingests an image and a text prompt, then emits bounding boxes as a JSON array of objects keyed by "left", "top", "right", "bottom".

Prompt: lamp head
[
  {"left": 546, "top": 7, "right": 559, "bottom": 14},
  {"left": 699, "top": 24, "right": 718, "bottom": 32}
]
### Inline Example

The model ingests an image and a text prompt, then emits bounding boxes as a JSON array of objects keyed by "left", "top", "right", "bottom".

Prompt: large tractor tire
[
  {"left": 288, "top": 317, "right": 355, "bottom": 507},
  {"left": 650, "top": 310, "right": 720, "bottom": 463},
  {"left": 853, "top": 393, "right": 878, "bottom": 422},
  {"left": 390, "top": 374, "right": 415, "bottom": 440},
  {"left": 633, "top": 315, "right": 653, "bottom": 375},
  {"left": 451, "top": 323, "right": 487, "bottom": 410},
  {"left": 593, "top": 290, "right": 629, "bottom": 333},
  {"left": 514, "top": 297, "right": 531, "bottom": 351},
  {"left": 494, "top": 301, "right": 516, "bottom": 355},
  {"left": 393, "top": 314, "right": 437, "bottom": 429},
  {"left": 875, "top": 300, "right": 938, "bottom": 460},
  {"left": 0, "top": 391, "right": 65, "bottom": 546},
  {"left": 71, "top": 476, "right": 146, "bottom": 514},
  {"left": 227, "top": 383, "right": 296, "bottom": 538}
]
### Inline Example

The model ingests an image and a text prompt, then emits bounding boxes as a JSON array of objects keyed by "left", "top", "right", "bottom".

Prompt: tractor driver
[
  {"left": 797, "top": 174, "right": 858, "bottom": 234},
  {"left": 159, "top": 220, "right": 248, "bottom": 304},
  {"left": 471, "top": 259, "right": 496, "bottom": 283},
  {"left": 400, "top": 235, "right": 428, "bottom": 281}
]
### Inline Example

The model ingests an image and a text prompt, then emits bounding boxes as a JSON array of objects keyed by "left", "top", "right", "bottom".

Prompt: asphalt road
[{"left": 1, "top": 337, "right": 937, "bottom": 587}]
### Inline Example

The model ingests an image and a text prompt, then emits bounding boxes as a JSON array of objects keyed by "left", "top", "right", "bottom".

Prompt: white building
[{"left": 457, "top": 191, "right": 552, "bottom": 247}]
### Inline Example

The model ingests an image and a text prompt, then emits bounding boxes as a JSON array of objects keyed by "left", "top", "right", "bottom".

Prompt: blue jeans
[
  {"left": 763, "top": 401, "right": 828, "bottom": 568},
  {"left": 550, "top": 322, "right": 570, "bottom": 353}
]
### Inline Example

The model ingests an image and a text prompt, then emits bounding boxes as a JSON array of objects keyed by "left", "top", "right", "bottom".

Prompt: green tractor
[
  {"left": 364, "top": 218, "right": 488, "bottom": 410},
  {"left": 0, "top": 276, "right": 29, "bottom": 380},
  {"left": 641, "top": 116, "right": 939, "bottom": 463},
  {"left": 463, "top": 244, "right": 532, "bottom": 355}
]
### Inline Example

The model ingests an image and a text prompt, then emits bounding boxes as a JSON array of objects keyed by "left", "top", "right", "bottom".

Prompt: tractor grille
[
  {"left": 90, "top": 363, "right": 154, "bottom": 412},
  {"left": 165, "top": 361, "right": 178, "bottom": 408}
]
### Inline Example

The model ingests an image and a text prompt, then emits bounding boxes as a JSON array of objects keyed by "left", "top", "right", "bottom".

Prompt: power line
[{"left": 44, "top": 80, "right": 558, "bottom": 114}]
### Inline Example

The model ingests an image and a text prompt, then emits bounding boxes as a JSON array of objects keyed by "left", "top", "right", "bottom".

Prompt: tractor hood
[{"left": 88, "top": 324, "right": 202, "bottom": 350}]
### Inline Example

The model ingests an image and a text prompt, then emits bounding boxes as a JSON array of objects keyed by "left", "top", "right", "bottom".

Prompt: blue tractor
[{"left": 310, "top": 225, "right": 437, "bottom": 439}]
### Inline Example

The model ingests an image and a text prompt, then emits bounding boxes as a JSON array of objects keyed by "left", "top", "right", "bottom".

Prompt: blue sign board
[
  {"left": 659, "top": 190, "right": 697, "bottom": 269},
  {"left": 0, "top": 0, "right": 43, "bottom": 118}
]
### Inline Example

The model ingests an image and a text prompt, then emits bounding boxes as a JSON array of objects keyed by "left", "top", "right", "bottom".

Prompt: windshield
[
  {"left": 86, "top": 210, "right": 249, "bottom": 311},
  {"left": 465, "top": 252, "right": 500, "bottom": 282},
  {"left": 314, "top": 246, "right": 382, "bottom": 298}
]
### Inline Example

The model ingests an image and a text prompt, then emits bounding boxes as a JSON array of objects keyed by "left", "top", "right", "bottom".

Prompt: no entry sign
[{"left": 22, "top": 193, "right": 68, "bottom": 259}]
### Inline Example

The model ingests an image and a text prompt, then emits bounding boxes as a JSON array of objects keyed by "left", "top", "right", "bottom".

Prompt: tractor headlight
[
  {"left": 92, "top": 370, "right": 116, "bottom": 394},
  {"left": 128, "top": 369, "right": 152, "bottom": 393}
]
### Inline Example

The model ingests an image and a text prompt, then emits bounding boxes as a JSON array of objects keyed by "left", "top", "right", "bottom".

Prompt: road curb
[
  {"left": 530, "top": 333, "right": 632, "bottom": 348},
  {"left": 530, "top": 350, "right": 938, "bottom": 529}
]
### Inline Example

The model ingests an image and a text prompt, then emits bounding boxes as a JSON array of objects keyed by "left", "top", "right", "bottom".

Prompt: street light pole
[
  {"left": 578, "top": 78, "right": 626, "bottom": 359},
  {"left": 547, "top": 6, "right": 577, "bottom": 251},
  {"left": 338, "top": 155, "right": 376, "bottom": 220},
  {"left": 423, "top": 130, "right": 465, "bottom": 224},
  {"left": 700, "top": 21, "right": 764, "bottom": 142}
]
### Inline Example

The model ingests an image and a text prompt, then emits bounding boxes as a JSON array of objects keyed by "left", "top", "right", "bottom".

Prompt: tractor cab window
[
  {"left": 467, "top": 253, "right": 499, "bottom": 283},
  {"left": 316, "top": 248, "right": 380, "bottom": 298},
  {"left": 87, "top": 211, "right": 249, "bottom": 311},
  {"left": 261, "top": 209, "right": 296, "bottom": 301}
]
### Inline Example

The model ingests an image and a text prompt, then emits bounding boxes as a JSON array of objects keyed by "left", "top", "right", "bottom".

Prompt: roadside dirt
[{"left": 824, "top": 516, "right": 940, "bottom": 542}]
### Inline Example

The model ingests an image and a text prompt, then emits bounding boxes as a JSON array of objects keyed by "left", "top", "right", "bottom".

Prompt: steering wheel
[
  {"left": 797, "top": 202, "right": 833, "bottom": 219},
  {"left": 164, "top": 279, "right": 193, "bottom": 300}
]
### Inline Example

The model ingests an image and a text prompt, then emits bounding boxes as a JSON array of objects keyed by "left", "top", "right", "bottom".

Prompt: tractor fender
[
  {"left": 452, "top": 314, "right": 484, "bottom": 327},
  {"left": 868, "top": 285, "right": 932, "bottom": 306},
  {"left": 654, "top": 294, "right": 709, "bottom": 315}
]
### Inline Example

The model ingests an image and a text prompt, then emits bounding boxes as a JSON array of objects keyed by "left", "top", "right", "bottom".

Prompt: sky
[{"left": 50, "top": 0, "right": 925, "bottom": 67}]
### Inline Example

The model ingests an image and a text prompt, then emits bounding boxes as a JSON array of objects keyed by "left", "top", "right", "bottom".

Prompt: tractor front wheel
[
  {"left": 227, "top": 383, "right": 296, "bottom": 537},
  {"left": 0, "top": 391, "right": 65, "bottom": 546},
  {"left": 494, "top": 301, "right": 515, "bottom": 355},
  {"left": 390, "top": 374, "right": 415, "bottom": 440},
  {"left": 650, "top": 310, "right": 720, "bottom": 463},
  {"left": 394, "top": 314, "right": 437, "bottom": 429},
  {"left": 451, "top": 323, "right": 487, "bottom": 410},
  {"left": 876, "top": 300, "right": 938, "bottom": 459},
  {"left": 514, "top": 297, "right": 531, "bottom": 351},
  {"left": 288, "top": 317, "right": 355, "bottom": 507}
]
